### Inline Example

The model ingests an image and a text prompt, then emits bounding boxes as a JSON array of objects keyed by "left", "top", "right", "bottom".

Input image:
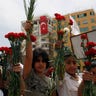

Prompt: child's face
[
  {"left": 65, "top": 56, "right": 77, "bottom": 76},
  {"left": 34, "top": 56, "right": 46, "bottom": 74}
]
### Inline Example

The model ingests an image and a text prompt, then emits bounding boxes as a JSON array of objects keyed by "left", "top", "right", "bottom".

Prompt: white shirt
[
  {"left": 58, "top": 72, "right": 82, "bottom": 96},
  {"left": 0, "top": 89, "right": 4, "bottom": 96}
]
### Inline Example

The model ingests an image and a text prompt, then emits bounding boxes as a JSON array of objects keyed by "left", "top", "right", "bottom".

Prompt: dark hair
[
  {"left": 63, "top": 46, "right": 77, "bottom": 60},
  {"left": 32, "top": 48, "right": 49, "bottom": 69},
  {"left": 64, "top": 53, "right": 77, "bottom": 61}
]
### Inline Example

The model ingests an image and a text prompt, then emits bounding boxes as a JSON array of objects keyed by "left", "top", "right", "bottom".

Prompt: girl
[{"left": 23, "top": 21, "right": 55, "bottom": 96}]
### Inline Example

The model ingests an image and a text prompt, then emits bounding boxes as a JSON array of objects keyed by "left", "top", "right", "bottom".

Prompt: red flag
[{"left": 40, "top": 16, "right": 48, "bottom": 35}]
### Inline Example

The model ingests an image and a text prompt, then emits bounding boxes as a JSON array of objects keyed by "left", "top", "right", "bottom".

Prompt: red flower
[
  {"left": 5, "top": 32, "right": 26, "bottom": 41},
  {"left": 57, "top": 30, "right": 64, "bottom": 35},
  {"left": 45, "top": 67, "right": 55, "bottom": 77},
  {"left": 85, "top": 48, "right": 96, "bottom": 56},
  {"left": 69, "top": 19, "right": 73, "bottom": 25},
  {"left": 84, "top": 61, "right": 91, "bottom": 66},
  {"left": 55, "top": 41, "right": 63, "bottom": 49},
  {"left": 30, "top": 35, "right": 36, "bottom": 42},
  {"left": 0, "top": 47, "right": 12, "bottom": 55},
  {"left": 55, "top": 42, "right": 60, "bottom": 49},
  {"left": 86, "top": 42, "right": 96, "bottom": 48},
  {"left": 5, "top": 32, "right": 15, "bottom": 39},
  {"left": 54, "top": 13, "right": 65, "bottom": 20},
  {"left": 18, "top": 32, "right": 26, "bottom": 40},
  {"left": 81, "top": 34, "right": 87, "bottom": 39}
]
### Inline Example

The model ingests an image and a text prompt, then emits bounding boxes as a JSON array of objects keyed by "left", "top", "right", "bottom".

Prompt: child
[
  {"left": 78, "top": 59, "right": 96, "bottom": 96},
  {"left": 58, "top": 52, "right": 82, "bottom": 96},
  {"left": 0, "top": 67, "right": 8, "bottom": 96},
  {"left": 22, "top": 21, "right": 55, "bottom": 96}
]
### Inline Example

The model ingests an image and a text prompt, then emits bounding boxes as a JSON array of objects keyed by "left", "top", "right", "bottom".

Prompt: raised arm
[
  {"left": 23, "top": 21, "right": 33, "bottom": 79},
  {"left": 78, "top": 71, "right": 92, "bottom": 96}
]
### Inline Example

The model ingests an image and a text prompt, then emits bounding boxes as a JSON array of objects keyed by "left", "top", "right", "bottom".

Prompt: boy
[{"left": 58, "top": 53, "right": 82, "bottom": 96}]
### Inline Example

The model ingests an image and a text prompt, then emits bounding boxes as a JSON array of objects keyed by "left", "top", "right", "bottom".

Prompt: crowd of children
[{"left": 0, "top": 21, "right": 96, "bottom": 96}]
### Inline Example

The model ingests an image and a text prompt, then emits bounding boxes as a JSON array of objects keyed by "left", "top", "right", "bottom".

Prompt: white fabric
[
  {"left": 20, "top": 63, "right": 24, "bottom": 75},
  {"left": 0, "top": 90, "right": 4, "bottom": 96},
  {"left": 58, "top": 72, "right": 82, "bottom": 96},
  {"left": 70, "top": 15, "right": 80, "bottom": 35},
  {"left": 71, "top": 36, "right": 85, "bottom": 59}
]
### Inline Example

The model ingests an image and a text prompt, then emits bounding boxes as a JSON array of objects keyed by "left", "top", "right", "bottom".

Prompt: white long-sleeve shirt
[
  {"left": 0, "top": 89, "right": 4, "bottom": 96},
  {"left": 58, "top": 72, "right": 82, "bottom": 96}
]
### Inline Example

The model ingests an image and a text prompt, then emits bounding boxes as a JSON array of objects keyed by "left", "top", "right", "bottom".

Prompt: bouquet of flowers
[
  {"left": 53, "top": 13, "right": 73, "bottom": 86},
  {"left": 5, "top": 32, "right": 26, "bottom": 96},
  {"left": 5, "top": 31, "right": 36, "bottom": 96},
  {"left": 81, "top": 33, "right": 96, "bottom": 96},
  {"left": 0, "top": 47, "right": 12, "bottom": 81}
]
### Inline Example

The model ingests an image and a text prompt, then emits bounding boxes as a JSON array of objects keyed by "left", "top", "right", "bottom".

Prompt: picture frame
[{"left": 70, "top": 30, "right": 96, "bottom": 59}]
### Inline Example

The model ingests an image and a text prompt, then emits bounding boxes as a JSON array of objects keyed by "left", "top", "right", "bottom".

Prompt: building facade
[{"left": 70, "top": 9, "right": 96, "bottom": 33}]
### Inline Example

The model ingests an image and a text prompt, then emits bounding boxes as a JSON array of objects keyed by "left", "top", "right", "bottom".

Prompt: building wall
[{"left": 70, "top": 9, "right": 96, "bottom": 33}]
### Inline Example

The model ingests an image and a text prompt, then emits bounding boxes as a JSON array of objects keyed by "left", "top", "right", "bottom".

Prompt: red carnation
[
  {"left": 54, "top": 13, "right": 65, "bottom": 20},
  {"left": 69, "top": 19, "right": 73, "bottom": 25},
  {"left": 57, "top": 30, "right": 64, "bottom": 35},
  {"left": 84, "top": 61, "right": 91, "bottom": 66},
  {"left": 0, "top": 47, "right": 12, "bottom": 55},
  {"left": 81, "top": 34, "right": 87, "bottom": 39},
  {"left": 30, "top": 35, "right": 36, "bottom": 42},
  {"left": 18, "top": 32, "right": 26, "bottom": 37},
  {"left": 85, "top": 48, "right": 96, "bottom": 56},
  {"left": 5, "top": 32, "right": 26, "bottom": 41},
  {"left": 45, "top": 67, "right": 55, "bottom": 77},
  {"left": 86, "top": 42, "right": 96, "bottom": 48}
]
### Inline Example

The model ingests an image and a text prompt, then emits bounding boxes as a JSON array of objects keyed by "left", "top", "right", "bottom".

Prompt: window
[
  {"left": 80, "top": 27, "right": 89, "bottom": 32},
  {"left": 78, "top": 21, "right": 80, "bottom": 25},
  {"left": 91, "top": 18, "right": 95, "bottom": 23},
  {"left": 41, "top": 38, "right": 46, "bottom": 41},
  {"left": 48, "top": 20, "right": 51, "bottom": 24},
  {"left": 82, "top": 20, "right": 88, "bottom": 24},
  {"left": 92, "top": 26, "right": 96, "bottom": 30},
  {"left": 34, "top": 21, "right": 37, "bottom": 24},
  {"left": 83, "top": 13, "right": 87, "bottom": 16},
  {"left": 90, "top": 11, "right": 95, "bottom": 16},
  {"left": 77, "top": 13, "right": 87, "bottom": 18},
  {"left": 34, "top": 32, "right": 39, "bottom": 36},
  {"left": 42, "top": 44, "right": 49, "bottom": 48},
  {"left": 72, "top": 15, "right": 76, "bottom": 19}
]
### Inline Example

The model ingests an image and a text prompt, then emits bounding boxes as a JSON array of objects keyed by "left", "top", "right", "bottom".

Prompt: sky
[{"left": 0, "top": 0, "right": 96, "bottom": 47}]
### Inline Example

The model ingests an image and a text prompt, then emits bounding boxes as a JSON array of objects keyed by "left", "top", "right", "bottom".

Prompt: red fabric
[{"left": 40, "top": 16, "right": 48, "bottom": 35}]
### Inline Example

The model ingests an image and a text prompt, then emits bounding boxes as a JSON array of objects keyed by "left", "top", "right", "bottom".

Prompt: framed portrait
[{"left": 70, "top": 30, "right": 96, "bottom": 59}]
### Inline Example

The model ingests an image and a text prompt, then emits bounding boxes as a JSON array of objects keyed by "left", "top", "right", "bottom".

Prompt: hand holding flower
[
  {"left": 12, "top": 64, "right": 23, "bottom": 73},
  {"left": 24, "top": 21, "right": 33, "bottom": 33},
  {"left": 83, "top": 71, "right": 93, "bottom": 81}
]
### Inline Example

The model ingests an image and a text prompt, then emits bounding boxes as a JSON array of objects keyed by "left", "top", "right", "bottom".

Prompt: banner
[
  {"left": 40, "top": 16, "right": 48, "bottom": 35},
  {"left": 70, "top": 15, "right": 80, "bottom": 35}
]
